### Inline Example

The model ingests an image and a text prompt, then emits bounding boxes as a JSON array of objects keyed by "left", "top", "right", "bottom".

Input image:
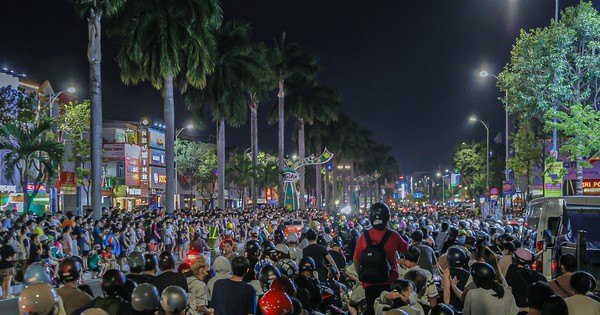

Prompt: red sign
[
  {"left": 26, "top": 183, "right": 46, "bottom": 193},
  {"left": 60, "top": 171, "right": 77, "bottom": 188},
  {"left": 490, "top": 188, "right": 499, "bottom": 195},
  {"left": 583, "top": 179, "right": 600, "bottom": 195}
]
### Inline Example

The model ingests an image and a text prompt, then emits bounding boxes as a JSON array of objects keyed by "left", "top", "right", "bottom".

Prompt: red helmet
[
  {"left": 259, "top": 290, "right": 293, "bottom": 315},
  {"left": 270, "top": 276, "right": 297, "bottom": 297}
]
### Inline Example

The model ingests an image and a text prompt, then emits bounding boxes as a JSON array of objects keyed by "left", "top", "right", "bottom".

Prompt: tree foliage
[
  {"left": 175, "top": 140, "right": 217, "bottom": 201},
  {"left": 452, "top": 142, "right": 486, "bottom": 197},
  {"left": 59, "top": 101, "right": 91, "bottom": 166},
  {"left": 547, "top": 104, "right": 600, "bottom": 166},
  {"left": 0, "top": 86, "right": 37, "bottom": 124}
]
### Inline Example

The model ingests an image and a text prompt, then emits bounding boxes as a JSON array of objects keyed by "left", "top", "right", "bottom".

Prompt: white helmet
[{"left": 287, "top": 232, "right": 298, "bottom": 243}]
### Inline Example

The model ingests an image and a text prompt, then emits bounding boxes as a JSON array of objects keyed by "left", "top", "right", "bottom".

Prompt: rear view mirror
[{"left": 543, "top": 229, "right": 554, "bottom": 247}]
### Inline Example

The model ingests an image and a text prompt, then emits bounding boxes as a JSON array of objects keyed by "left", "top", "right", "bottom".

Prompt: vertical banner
[
  {"left": 450, "top": 174, "right": 460, "bottom": 187},
  {"left": 544, "top": 162, "right": 563, "bottom": 197},
  {"left": 139, "top": 129, "right": 150, "bottom": 198},
  {"left": 124, "top": 144, "right": 141, "bottom": 186}
]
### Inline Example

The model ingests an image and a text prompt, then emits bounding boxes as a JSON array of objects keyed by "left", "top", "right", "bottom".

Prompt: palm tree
[
  {"left": 110, "top": 0, "right": 222, "bottom": 213},
  {"left": 0, "top": 119, "right": 65, "bottom": 213},
  {"left": 184, "top": 21, "right": 269, "bottom": 210},
  {"left": 72, "top": 0, "right": 127, "bottom": 219},
  {"left": 306, "top": 120, "right": 332, "bottom": 210},
  {"left": 284, "top": 76, "right": 341, "bottom": 209},
  {"left": 226, "top": 152, "right": 254, "bottom": 207},
  {"left": 269, "top": 35, "right": 320, "bottom": 206}
]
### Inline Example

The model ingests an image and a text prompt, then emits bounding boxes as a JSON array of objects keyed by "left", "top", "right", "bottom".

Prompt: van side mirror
[{"left": 543, "top": 229, "right": 554, "bottom": 247}]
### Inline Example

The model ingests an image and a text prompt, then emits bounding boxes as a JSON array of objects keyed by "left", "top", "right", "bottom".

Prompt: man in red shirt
[{"left": 353, "top": 202, "right": 409, "bottom": 315}]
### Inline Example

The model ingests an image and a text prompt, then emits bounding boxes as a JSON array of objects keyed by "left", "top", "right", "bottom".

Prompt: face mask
[{"left": 457, "top": 237, "right": 466, "bottom": 244}]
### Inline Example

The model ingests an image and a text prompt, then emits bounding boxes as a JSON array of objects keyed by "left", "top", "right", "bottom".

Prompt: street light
[
  {"left": 480, "top": 70, "right": 510, "bottom": 182},
  {"left": 46, "top": 87, "right": 76, "bottom": 118},
  {"left": 175, "top": 124, "right": 194, "bottom": 209},
  {"left": 470, "top": 116, "right": 490, "bottom": 190}
]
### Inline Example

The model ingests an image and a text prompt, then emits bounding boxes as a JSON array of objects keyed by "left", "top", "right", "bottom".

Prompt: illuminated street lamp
[
  {"left": 46, "top": 87, "right": 76, "bottom": 118},
  {"left": 470, "top": 116, "right": 490, "bottom": 190}
]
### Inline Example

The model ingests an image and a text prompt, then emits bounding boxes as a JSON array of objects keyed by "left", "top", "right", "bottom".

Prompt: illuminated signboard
[{"left": 149, "top": 167, "right": 167, "bottom": 189}]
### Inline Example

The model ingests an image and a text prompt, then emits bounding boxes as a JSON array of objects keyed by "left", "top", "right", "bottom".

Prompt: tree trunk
[
  {"left": 298, "top": 118, "right": 306, "bottom": 210},
  {"left": 163, "top": 74, "right": 176, "bottom": 213},
  {"left": 278, "top": 78, "right": 285, "bottom": 207},
  {"left": 331, "top": 166, "right": 336, "bottom": 210},
  {"left": 250, "top": 102, "right": 258, "bottom": 210},
  {"left": 576, "top": 155, "right": 584, "bottom": 195},
  {"left": 315, "top": 140, "right": 323, "bottom": 210},
  {"left": 217, "top": 119, "right": 226, "bottom": 209},
  {"left": 324, "top": 165, "right": 329, "bottom": 212},
  {"left": 88, "top": 9, "right": 103, "bottom": 220}
]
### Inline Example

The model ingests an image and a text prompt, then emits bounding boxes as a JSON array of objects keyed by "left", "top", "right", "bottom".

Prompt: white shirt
[
  {"left": 566, "top": 294, "right": 600, "bottom": 315},
  {"left": 463, "top": 287, "right": 518, "bottom": 315}
]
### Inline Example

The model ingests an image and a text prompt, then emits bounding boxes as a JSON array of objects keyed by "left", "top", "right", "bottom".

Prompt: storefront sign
[
  {"left": 149, "top": 149, "right": 166, "bottom": 167},
  {"left": 139, "top": 129, "right": 150, "bottom": 198},
  {"left": 149, "top": 129, "right": 165, "bottom": 150},
  {"left": 60, "top": 186, "right": 77, "bottom": 195},
  {"left": 583, "top": 179, "right": 600, "bottom": 196},
  {"left": 60, "top": 171, "right": 77, "bottom": 188},
  {"left": 26, "top": 183, "right": 46, "bottom": 193},
  {"left": 0, "top": 185, "right": 17, "bottom": 193},
  {"left": 125, "top": 144, "right": 141, "bottom": 186},
  {"left": 149, "top": 167, "right": 167, "bottom": 189},
  {"left": 103, "top": 143, "right": 125, "bottom": 160}
]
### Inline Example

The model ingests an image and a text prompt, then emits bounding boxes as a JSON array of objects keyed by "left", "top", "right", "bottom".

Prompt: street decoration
[{"left": 280, "top": 148, "right": 333, "bottom": 210}]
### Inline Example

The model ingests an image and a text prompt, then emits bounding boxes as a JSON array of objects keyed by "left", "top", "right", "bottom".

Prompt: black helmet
[
  {"left": 298, "top": 257, "right": 316, "bottom": 273},
  {"left": 158, "top": 252, "right": 176, "bottom": 271},
  {"left": 127, "top": 251, "right": 146, "bottom": 273},
  {"left": 429, "top": 304, "right": 455, "bottom": 315},
  {"left": 58, "top": 257, "right": 81, "bottom": 283},
  {"left": 446, "top": 247, "right": 467, "bottom": 268},
  {"left": 317, "top": 233, "right": 327, "bottom": 247},
  {"left": 121, "top": 278, "right": 138, "bottom": 302},
  {"left": 369, "top": 203, "right": 390, "bottom": 229},
  {"left": 275, "top": 258, "right": 298, "bottom": 279},
  {"left": 350, "top": 229, "right": 360, "bottom": 241},
  {"left": 274, "top": 230, "right": 286, "bottom": 244},
  {"left": 261, "top": 241, "right": 276, "bottom": 255},
  {"left": 131, "top": 283, "right": 160, "bottom": 312},
  {"left": 101, "top": 269, "right": 126, "bottom": 296},
  {"left": 245, "top": 240, "right": 261, "bottom": 257},
  {"left": 470, "top": 262, "right": 496, "bottom": 287},
  {"left": 144, "top": 254, "right": 158, "bottom": 272},
  {"left": 259, "top": 264, "right": 282, "bottom": 291}
]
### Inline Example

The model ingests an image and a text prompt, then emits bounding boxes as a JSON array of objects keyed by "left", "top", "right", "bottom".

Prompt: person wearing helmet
[
  {"left": 150, "top": 252, "right": 188, "bottom": 295},
  {"left": 286, "top": 232, "right": 303, "bottom": 265},
  {"left": 258, "top": 264, "right": 282, "bottom": 294},
  {"left": 497, "top": 241, "right": 515, "bottom": 277},
  {"left": 275, "top": 258, "right": 298, "bottom": 279},
  {"left": 295, "top": 257, "right": 322, "bottom": 313},
  {"left": 161, "top": 286, "right": 188, "bottom": 315},
  {"left": 131, "top": 283, "right": 160, "bottom": 315},
  {"left": 410, "top": 230, "right": 438, "bottom": 276},
  {"left": 243, "top": 240, "right": 261, "bottom": 283},
  {"left": 353, "top": 203, "right": 409, "bottom": 315},
  {"left": 18, "top": 283, "right": 61, "bottom": 315},
  {"left": 188, "top": 256, "right": 213, "bottom": 315},
  {"left": 440, "top": 227, "right": 460, "bottom": 255},
  {"left": 441, "top": 247, "right": 469, "bottom": 312},
  {"left": 505, "top": 247, "right": 546, "bottom": 309},
  {"left": 126, "top": 251, "right": 152, "bottom": 285},
  {"left": 211, "top": 256, "right": 257, "bottom": 315},
  {"left": 302, "top": 229, "right": 339, "bottom": 282},
  {"left": 75, "top": 269, "right": 134, "bottom": 315},
  {"left": 207, "top": 256, "right": 232, "bottom": 302},
  {"left": 565, "top": 271, "right": 600, "bottom": 315},
  {"left": 258, "top": 289, "right": 293, "bottom": 315},
  {"left": 428, "top": 304, "right": 455, "bottom": 315},
  {"left": 143, "top": 253, "right": 158, "bottom": 277},
  {"left": 463, "top": 262, "right": 518, "bottom": 315},
  {"left": 56, "top": 258, "right": 93, "bottom": 315}
]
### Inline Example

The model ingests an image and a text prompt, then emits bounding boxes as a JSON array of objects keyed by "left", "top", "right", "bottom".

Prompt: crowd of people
[{"left": 0, "top": 202, "right": 599, "bottom": 315}]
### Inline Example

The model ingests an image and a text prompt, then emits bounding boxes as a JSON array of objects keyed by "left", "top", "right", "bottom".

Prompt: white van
[{"left": 524, "top": 196, "right": 600, "bottom": 279}]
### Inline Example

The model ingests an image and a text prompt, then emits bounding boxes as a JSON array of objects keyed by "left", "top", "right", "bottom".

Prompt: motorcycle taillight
[{"left": 537, "top": 241, "right": 544, "bottom": 252}]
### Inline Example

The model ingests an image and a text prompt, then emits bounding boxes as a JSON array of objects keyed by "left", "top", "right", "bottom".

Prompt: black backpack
[{"left": 358, "top": 229, "right": 392, "bottom": 283}]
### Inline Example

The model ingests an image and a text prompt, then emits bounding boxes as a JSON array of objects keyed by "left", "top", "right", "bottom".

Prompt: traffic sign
[
  {"left": 490, "top": 188, "right": 499, "bottom": 195},
  {"left": 414, "top": 192, "right": 423, "bottom": 199}
]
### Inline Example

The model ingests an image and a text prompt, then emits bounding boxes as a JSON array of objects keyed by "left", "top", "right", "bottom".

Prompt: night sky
[{"left": 1, "top": 0, "right": 596, "bottom": 174}]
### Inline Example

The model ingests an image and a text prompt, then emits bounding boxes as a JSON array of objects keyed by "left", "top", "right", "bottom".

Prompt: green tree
[
  {"left": 284, "top": 75, "right": 341, "bottom": 209},
  {"left": 452, "top": 142, "right": 486, "bottom": 198},
  {"left": 184, "top": 21, "right": 267, "bottom": 210},
  {"left": 0, "top": 119, "right": 65, "bottom": 213},
  {"left": 269, "top": 34, "right": 320, "bottom": 206},
  {"left": 255, "top": 152, "right": 280, "bottom": 197},
  {"left": 499, "top": 2, "right": 600, "bottom": 194},
  {"left": 0, "top": 86, "right": 36, "bottom": 124},
  {"left": 111, "top": 0, "right": 222, "bottom": 212},
  {"left": 59, "top": 101, "right": 92, "bottom": 206},
  {"left": 72, "top": 0, "right": 127, "bottom": 219},
  {"left": 226, "top": 152, "right": 254, "bottom": 207},
  {"left": 175, "top": 139, "right": 217, "bottom": 208}
]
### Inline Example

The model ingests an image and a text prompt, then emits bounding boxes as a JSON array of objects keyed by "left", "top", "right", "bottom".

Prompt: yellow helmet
[
  {"left": 19, "top": 283, "right": 59, "bottom": 315},
  {"left": 310, "top": 221, "right": 321, "bottom": 230},
  {"left": 340, "top": 215, "right": 346, "bottom": 221},
  {"left": 226, "top": 222, "right": 234, "bottom": 230}
]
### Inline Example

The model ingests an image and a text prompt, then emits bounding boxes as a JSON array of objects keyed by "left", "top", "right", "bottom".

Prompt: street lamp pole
[
  {"left": 174, "top": 124, "right": 193, "bottom": 209},
  {"left": 480, "top": 71, "right": 510, "bottom": 182},
  {"left": 470, "top": 117, "right": 490, "bottom": 190}
]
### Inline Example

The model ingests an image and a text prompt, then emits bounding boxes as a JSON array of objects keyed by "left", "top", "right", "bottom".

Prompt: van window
[
  {"left": 561, "top": 211, "right": 600, "bottom": 264},
  {"left": 548, "top": 217, "right": 561, "bottom": 236}
]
